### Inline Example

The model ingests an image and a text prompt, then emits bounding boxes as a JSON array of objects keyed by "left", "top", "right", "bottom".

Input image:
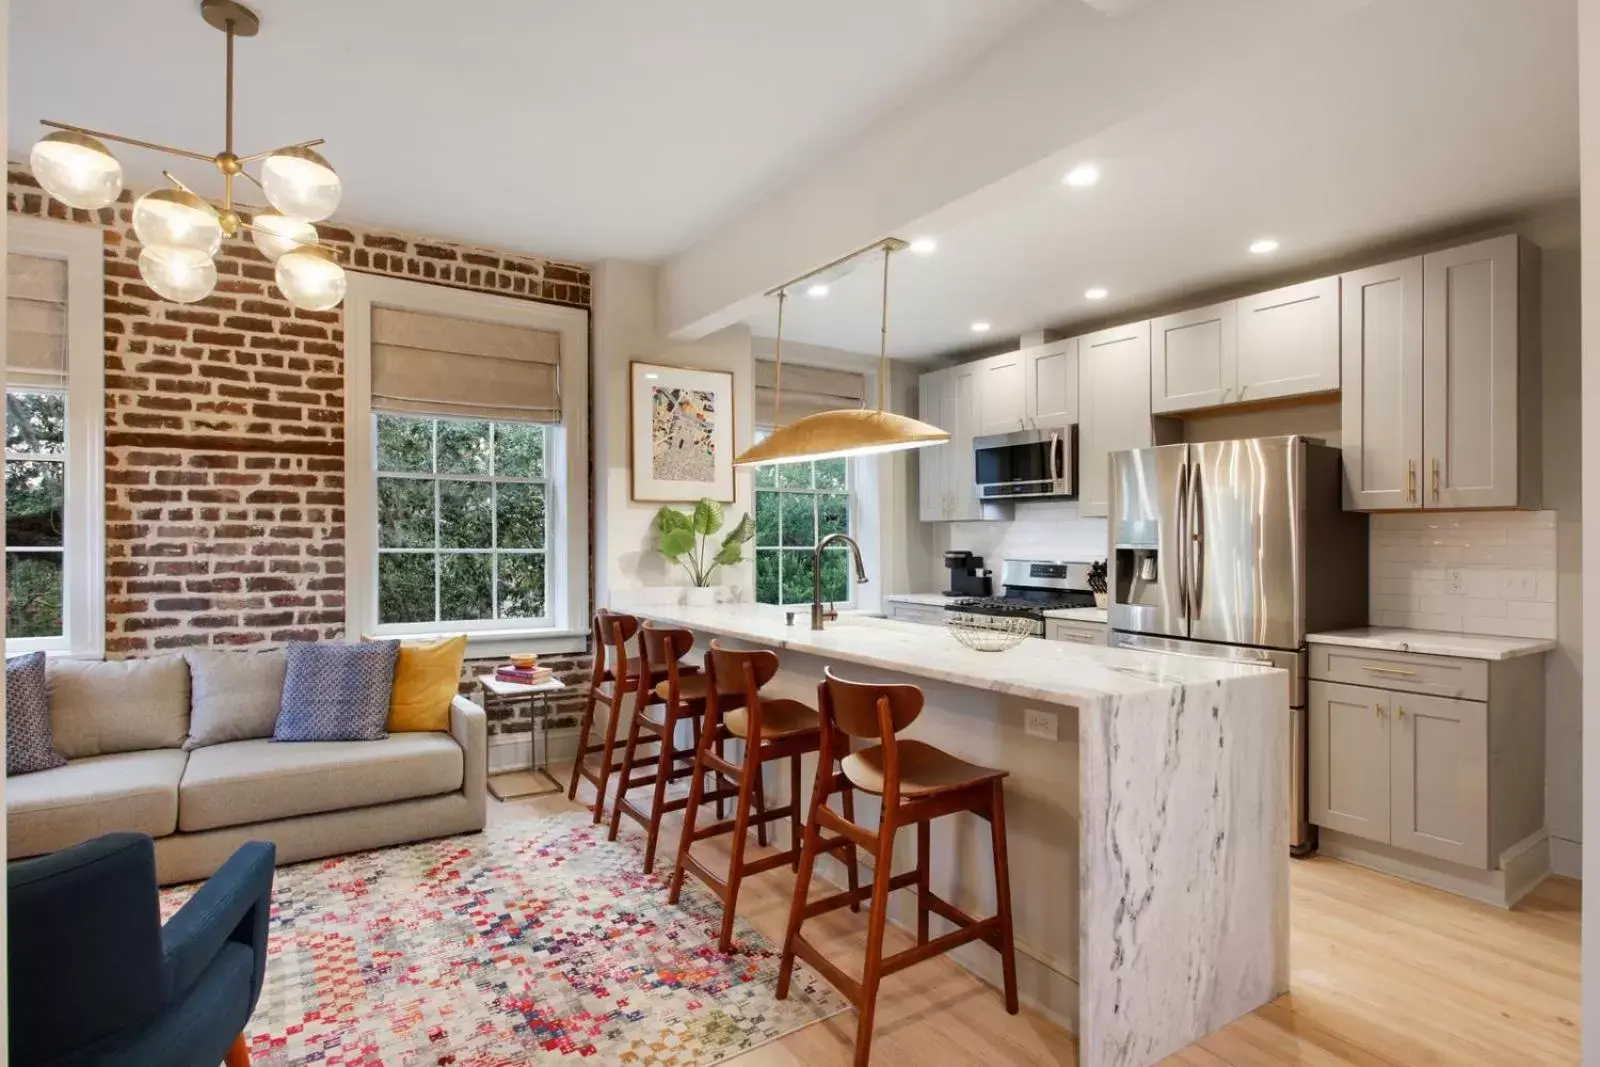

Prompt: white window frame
[
  {"left": 752, "top": 443, "right": 858, "bottom": 611},
  {"left": 5, "top": 216, "right": 105, "bottom": 657},
  {"left": 344, "top": 273, "right": 589, "bottom": 655}
]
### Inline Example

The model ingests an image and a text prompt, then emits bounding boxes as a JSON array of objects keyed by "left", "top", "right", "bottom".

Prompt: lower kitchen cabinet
[
  {"left": 1307, "top": 681, "right": 1393, "bottom": 844},
  {"left": 884, "top": 599, "right": 948, "bottom": 626},
  {"left": 1044, "top": 618, "right": 1107, "bottom": 645}
]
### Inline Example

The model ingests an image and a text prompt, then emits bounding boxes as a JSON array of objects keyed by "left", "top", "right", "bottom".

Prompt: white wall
[
  {"left": 932, "top": 501, "right": 1108, "bottom": 590},
  {"left": 1576, "top": 0, "right": 1598, "bottom": 1056}
]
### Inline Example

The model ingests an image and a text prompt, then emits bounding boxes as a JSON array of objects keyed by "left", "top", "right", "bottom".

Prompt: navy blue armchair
[{"left": 8, "top": 832, "right": 275, "bottom": 1067}]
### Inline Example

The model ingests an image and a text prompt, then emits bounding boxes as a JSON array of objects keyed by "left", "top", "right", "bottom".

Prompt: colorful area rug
[{"left": 160, "top": 812, "right": 846, "bottom": 1065}]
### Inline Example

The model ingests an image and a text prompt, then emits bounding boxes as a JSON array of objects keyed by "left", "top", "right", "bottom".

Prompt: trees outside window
[
  {"left": 5, "top": 391, "right": 67, "bottom": 639},
  {"left": 753, "top": 454, "right": 852, "bottom": 606}
]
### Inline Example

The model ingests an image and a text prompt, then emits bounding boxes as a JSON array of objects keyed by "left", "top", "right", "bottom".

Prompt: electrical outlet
[
  {"left": 1446, "top": 568, "right": 1465, "bottom": 595},
  {"left": 1024, "top": 708, "right": 1058, "bottom": 742}
]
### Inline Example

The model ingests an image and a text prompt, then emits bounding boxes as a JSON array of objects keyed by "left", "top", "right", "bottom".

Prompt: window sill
[{"left": 369, "top": 628, "right": 589, "bottom": 659}]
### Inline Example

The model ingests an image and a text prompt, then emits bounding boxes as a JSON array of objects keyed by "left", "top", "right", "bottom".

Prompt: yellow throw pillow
[{"left": 385, "top": 635, "right": 467, "bottom": 732}]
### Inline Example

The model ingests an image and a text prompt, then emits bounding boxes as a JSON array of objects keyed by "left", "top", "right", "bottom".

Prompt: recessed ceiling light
[
  {"left": 806, "top": 283, "right": 830, "bottom": 298},
  {"left": 970, "top": 320, "right": 992, "bottom": 333},
  {"left": 1250, "top": 238, "right": 1280, "bottom": 255},
  {"left": 909, "top": 237, "right": 938, "bottom": 255},
  {"left": 1062, "top": 164, "right": 1100, "bottom": 189},
  {"left": 1084, "top": 287, "right": 1108, "bottom": 300}
]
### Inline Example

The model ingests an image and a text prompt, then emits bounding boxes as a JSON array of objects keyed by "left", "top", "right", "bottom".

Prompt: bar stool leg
[
  {"left": 777, "top": 762, "right": 828, "bottom": 1001},
  {"left": 605, "top": 693, "right": 648, "bottom": 843},
  {"left": 855, "top": 815, "right": 898, "bottom": 1067},
  {"left": 989, "top": 780, "right": 1020, "bottom": 1014},
  {"left": 640, "top": 708, "right": 679, "bottom": 875},
  {"left": 667, "top": 723, "right": 711, "bottom": 907},
  {"left": 789, "top": 754, "right": 803, "bottom": 871},
  {"left": 718, "top": 738, "right": 762, "bottom": 953},
  {"left": 567, "top": 685, "right": 598, "bottom": 801},
  {"left": 841, "top": 784, "right": 861, "bottom": 913},
  {"left": 714, "top": 734, "right": 728, "bottom": 821},
  {"left": 590, "top": 689, "right": 627, "bottom": 824},
  {"left": 753, "top": 754, "right": 769, "bottom": 849},
  {"left": 916, "top": 820, "right": 931, "bottom": 945}
]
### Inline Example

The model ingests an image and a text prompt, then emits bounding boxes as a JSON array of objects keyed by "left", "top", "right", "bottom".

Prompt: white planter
[{"left": 683, "top": 586, "right": 718, "bottom": 607}]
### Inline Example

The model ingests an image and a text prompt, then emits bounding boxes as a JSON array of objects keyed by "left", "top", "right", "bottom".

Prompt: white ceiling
[
  {"left": 6, "top": 0, "right": 1050, "bottom": 262},
  {"left": 744, "top": 0, "right": 1579, "bottom": 360}
]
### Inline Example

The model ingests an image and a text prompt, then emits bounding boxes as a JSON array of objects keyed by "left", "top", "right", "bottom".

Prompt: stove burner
[{"left": 944, "top": 591, "right": 1096, "bottom": 619}]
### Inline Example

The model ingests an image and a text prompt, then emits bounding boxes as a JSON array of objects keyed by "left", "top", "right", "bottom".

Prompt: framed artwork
[{"left": 629, "top": 360, "right": 735, "bottom": 502}]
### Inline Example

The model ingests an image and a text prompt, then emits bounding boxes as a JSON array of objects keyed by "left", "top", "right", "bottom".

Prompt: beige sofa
[{"left": 6, "top": 652, "right": 487, "bottom": 884}]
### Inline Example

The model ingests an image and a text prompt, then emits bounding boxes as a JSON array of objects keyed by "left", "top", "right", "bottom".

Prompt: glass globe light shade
[
  {"left": 249, "top": 212, "right": 318, "bottom": 262},
  {"left": 260, "top": 146, "right": 341, "bottom": 222},
  {"left": 133, "top": 189, "right": 223, "bottom": 256},
  {"left": 275, "top": 245, "right": 346, "bottom": 311},
  {"left": 30, "top": 131, "right": 123, "bottom": 210},
  {"left": 139, "top": 246, "right": 217, "bottom": 304}
]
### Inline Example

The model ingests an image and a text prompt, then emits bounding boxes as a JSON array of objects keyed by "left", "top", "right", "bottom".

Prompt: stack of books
[{"left": 495, "top": 664, "right": 554, "bottom": 685}]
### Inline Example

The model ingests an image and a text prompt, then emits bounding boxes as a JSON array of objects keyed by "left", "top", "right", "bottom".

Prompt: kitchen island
[{"left": 619, "top": 602, "right": 1289, "bottom": 1067}]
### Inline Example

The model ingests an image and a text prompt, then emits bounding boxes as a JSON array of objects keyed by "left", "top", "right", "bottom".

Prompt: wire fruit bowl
[{"left": 946, "top": 615, "right": 1035, "bottom": 652}]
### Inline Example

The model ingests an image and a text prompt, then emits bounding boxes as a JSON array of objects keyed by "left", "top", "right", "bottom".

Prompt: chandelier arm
[
  {"left": 160, "top": 169, "right": 203, "bottom": 199},
  {"left": 39, "top": 120, "right": 215, "bottom": 163},
  {"left": 235, "top": 138, "right": 326, "bottom": 164}
]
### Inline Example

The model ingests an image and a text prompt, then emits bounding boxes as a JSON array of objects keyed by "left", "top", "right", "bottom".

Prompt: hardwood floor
[{"left": 497, "top": 771, "right": 1580, "bottom": 1066}]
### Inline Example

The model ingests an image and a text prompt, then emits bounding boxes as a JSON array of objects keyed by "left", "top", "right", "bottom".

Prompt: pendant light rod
[
  {"left": 877, "top": 245, "right": 891, "bottom": 413},
  {"left": 773, "top": 288, "right": 787, "bottom": 425},
  {"left": 762, "top": 235, "right": 909, "bottom": 298},
  {"left": 37, "top": 120, "right": 214, "bottom": 164}
]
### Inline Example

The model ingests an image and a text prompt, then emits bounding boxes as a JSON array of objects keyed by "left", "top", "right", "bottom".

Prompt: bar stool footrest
[
  {"left": 881, "top": 918, "right": 999, "bottom": 977},
  {"left": 800, "top": 869, "right": 918, "bottom": 920}
]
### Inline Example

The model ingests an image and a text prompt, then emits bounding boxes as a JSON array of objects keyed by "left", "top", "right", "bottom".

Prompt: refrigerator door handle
[
  {"left": 1190, "top": 464, "right": 1205, "bottom": 617},
  {"left": 1176, "top": 461, "right": 1190, "bottom": 621}
]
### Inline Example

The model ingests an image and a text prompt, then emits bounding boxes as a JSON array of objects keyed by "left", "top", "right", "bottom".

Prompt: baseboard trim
[
  {"left": 1317, "top": 828, "right": 1551, "bottom": 909},
  {"left": 1549, "top": 836, "right": 1582, "bottom": 879}
]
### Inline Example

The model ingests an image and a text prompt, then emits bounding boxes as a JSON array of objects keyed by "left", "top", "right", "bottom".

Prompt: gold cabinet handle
[
  {"left": 1364, "top": 665, "right": 1417, "bottom": 677},
  {"left": 1407, "top": 459, "right": 1416, "bottom": 503},
  {"left": 1374, "top": 703, "right": 1383, "bottom": 721},
  {"left": 1397, "top": 704, "right": 1406, "bottom": 722},
  {"left": 1431, "top": 457, "right": 1440, "bottom": 502}
]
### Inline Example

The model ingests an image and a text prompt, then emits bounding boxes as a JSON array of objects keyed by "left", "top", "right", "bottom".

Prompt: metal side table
[{"left": 477, "top": 674, "right": 567, "bottom": 801}]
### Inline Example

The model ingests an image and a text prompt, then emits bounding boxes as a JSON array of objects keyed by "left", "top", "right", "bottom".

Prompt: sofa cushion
[
  {"left": 183, "top": 649, "right": 287, "bottom": 750},
  {"left": 47, "top": 656, "right": 190, "bottom": 759},
  {"left": 7, "top": 652, "right": 65, "bottom": 775},
  {"left": 7, "top": 749, "right": 187, "bottom": 858},
  {"left": 386, "top": 635, "right": 467, "bottom": 733},
  {"left": 178, "top": 733, "right": 464, "bottom": 832},
  {"left": 274, "top": 641, "right": 398, "bottom": 742}
]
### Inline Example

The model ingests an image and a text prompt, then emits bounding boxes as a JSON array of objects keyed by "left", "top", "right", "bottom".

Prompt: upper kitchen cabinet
[
  {"left": 917, "top": 368, "right": 950, "bottom": 522},
  {"left": 1342, "top": 235, "right": 1538, "bottom": 512},
  {"left": 1079, "top": 320, "right": 1155, "bottom": 518},
  {"left": 916, "top": 362, "right": 985, "bottom": 522},
  {"left": 976, "top": 351, "right": 1027, "bottom": 436},
  {"left": 1235, "top": 276, "right": 1340, "bottom": 402},
  {"left": 1023, "top": 338, "right": 1079, "bottom": 428},
  {"left": 1151, "top": 301, "right": 1235, "bottom": 413}
]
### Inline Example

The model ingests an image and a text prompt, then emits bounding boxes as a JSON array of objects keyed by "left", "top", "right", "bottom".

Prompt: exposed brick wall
[{"left": 6, "top": 168, "right": 593, "bottom": 729}]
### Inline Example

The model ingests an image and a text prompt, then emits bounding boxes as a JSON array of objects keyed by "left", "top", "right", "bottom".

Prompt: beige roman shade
[
  {"left": 7, "top": 253, "right": 69, "bottom": 388},
  {"left": 754, "top": 360, "right": 866, "bottom": 427},
  {"left": 370, "top": 306, "right": 562, "bottom": 423}
]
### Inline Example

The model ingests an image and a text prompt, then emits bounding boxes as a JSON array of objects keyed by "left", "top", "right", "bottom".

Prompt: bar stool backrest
[
  {"left": 706, "top": 641, "right": 779, "bottom": 710},
  {"left": 640, "top": 623, "right": 696, "bottom": 699},
  {"left": 818, "top": 666, "right": 923, "bottom": 740},
  {"left": 592, "top": 610, "right": 642, "bottom": 688}
]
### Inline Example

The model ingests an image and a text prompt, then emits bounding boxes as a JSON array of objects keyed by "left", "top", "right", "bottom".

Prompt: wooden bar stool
[
  {"left": 777, "top": 666, "right": 1018, "bottom": 1067},
  {"left": 566, "top": 610, "right": 698, "bottom": 823},
  {"left": 668, "top": 641, "right": 861, "bottom": 953},
  {"left": 607, "top": 623, "right": 743, "bottom": 874}
]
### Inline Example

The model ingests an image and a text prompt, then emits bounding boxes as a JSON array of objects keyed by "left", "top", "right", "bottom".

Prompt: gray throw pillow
[
  {"left": 273, "top": 640, "right": 399, "bottom": 742},
  {"left": 7, "top": 652, "right": 65, "bottom": 776},
  {"left": 47, "top": 655, "right": 190, "bottom": 758},
  {"left": 184, "top": 649, "right": 288, "bottom": 750}
]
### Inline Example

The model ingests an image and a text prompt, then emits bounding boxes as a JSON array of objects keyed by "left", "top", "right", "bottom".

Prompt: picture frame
[{"left": 629, "top": 360, "right": 736, "bottom": 502}]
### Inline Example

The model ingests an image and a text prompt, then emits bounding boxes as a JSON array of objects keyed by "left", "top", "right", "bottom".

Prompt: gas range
[{"left": 944, "top": 559, "right": 1098, "bottom": 636}]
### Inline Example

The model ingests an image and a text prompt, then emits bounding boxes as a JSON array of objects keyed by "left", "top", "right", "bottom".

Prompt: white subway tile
[
  {"left": 1495, "top": 569, "right": 1538, "bottom": 601},
  {"left": 1373, "top": 594, "right": 1420, "bottom": 613},
  {"left": 1462, "top": 569, "right": 1500, "bottom": 598},
  {"left": 1416, "top": 594, "right": 1471, "bottom": 615},
  {"left": 1506, "top": 600, "right": 1557, "bottom": 622},
  {"left": 1536, "top": 571, "right": 1558, "bottom": 603},
  {"left": 1504, "top": 527, "right": 1557, "bottom": 549},
  {"left": 1461, "top": 615, "right": 1556, "bottom": 640},
  {"left": 1462, "top": 598, "right": 1507, "bottom": 617}
]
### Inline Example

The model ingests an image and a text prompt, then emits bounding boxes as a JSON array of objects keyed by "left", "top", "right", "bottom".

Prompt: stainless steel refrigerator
[{"left": 1106, "top": 436, "right": 1368, "bottom": 853}]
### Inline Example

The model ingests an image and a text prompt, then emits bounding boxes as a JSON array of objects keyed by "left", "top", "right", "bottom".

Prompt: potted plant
[{"left": 654, "top": 498, "right": 755, "bottom": 606}]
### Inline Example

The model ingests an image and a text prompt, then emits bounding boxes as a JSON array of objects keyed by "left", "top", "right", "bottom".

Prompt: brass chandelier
[
  {"left": 27, "top": 0, "right": 347, "bottom": 311},
  {"left": 733, "top": 238, "right": 950, "bottom": 467}
]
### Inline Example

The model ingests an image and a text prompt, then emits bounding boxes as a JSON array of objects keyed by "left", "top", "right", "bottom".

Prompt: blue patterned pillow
[
  {"left": 273, "top": 641, "right": 400, "bottom": 742},
  {"left": 7, "top": 652, "right": 65, "bottom": 775}
]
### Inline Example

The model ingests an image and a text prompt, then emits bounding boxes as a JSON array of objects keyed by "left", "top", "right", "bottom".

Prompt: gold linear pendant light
[
  {"left": 733, "top": 237, "right": 950, "bottom": 467},
  {"left": 27, "top": 0, "right": 347, "bottom": 311}
]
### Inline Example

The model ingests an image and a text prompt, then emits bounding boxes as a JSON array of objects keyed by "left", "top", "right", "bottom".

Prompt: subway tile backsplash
[{"left": 1367, "top": 511, "right": 1558, "bottom": 639}]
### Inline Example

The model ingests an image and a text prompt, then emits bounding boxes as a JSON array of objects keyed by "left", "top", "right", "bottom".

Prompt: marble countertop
[
  {"left": 1307, "top": 627, "right": 1557, "bottom": 661},
  {"left": 617, "top": 601, "right": 1281, "bottom": 709},
  {"left": 882, "top": 593, "right": 959, "bottom": 606},
  {"left": 1042, "top": 606, "right": 1109, "bottom": 624}
]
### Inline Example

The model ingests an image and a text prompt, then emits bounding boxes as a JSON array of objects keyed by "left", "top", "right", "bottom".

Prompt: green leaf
[
  {"left": 714, "top": 540, "right": 745, "bottom": 566},
  {"left": 654, "top": 506, "right": 691, "bottom": 535},
  {"left": 692, "top": 498, "right": 724, "bottom": 536},
  {"left": 721, "top": 512, "right": 755, "bottom": 547},
  {"left": 658, "top": 527, "right": 696, "bottom": 558}
]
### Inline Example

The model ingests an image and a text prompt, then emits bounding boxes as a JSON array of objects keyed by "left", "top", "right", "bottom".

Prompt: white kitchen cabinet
[
  {"left": 947, "top": 363, "right": 982, "bottom": 520},
  {"left": 1043, "top": 617, "right": 1106, "bottom": 645},
  {"left": 976, "top": 352, "right": 1027, "bottom": 437},
  {"left": 1421, "top": 235, "right": 1539, "bottom": 510},
  {"left": 915, "top": 363, "right": 984, "bottom": 522},
  {"left": 1389, "top": 690, "right": 1489, "bottom": 867},
  {"left": 1023, "top": 338, "right": 1078, "bottom": 429},
  {"left": 917, "top": 369, "right": 950, "bottom": 522},
  {"left": 1151, "top": 301, "right": 1235, "bottom": 414},
  {"left": 1308, "top": 680, "right": 1392, "bottom": 843},
  {"left": 885, "top": 599, "right": 949, "bottom": 626},
  {"left": 1235, "top": 276, "right": 1340, "bottom": 403},
  {"left": 1078, "top": 321, "right": 1154, "bottom": 519},
  {"left": 1340, "top": 256, "right": 1424, "bottom": 510}
]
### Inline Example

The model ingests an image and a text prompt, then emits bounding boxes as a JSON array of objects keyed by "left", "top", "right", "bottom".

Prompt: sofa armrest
[{"left": 450, "top": 694, "right": 488, "bottom": 828}]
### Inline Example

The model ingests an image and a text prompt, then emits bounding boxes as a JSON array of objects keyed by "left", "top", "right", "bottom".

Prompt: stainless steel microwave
[{"left": 973, "top": 425, "right": 1076, "bottom": 500}]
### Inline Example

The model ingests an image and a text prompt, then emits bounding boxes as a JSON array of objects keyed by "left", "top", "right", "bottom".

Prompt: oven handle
[{"left": 1048, "top": 429, "right": 1059, "bottom": 486}]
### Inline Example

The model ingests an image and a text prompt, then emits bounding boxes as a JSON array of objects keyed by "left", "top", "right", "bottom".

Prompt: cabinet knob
[
  {"left": 1374, "top": 703, "right": 1383, "bottom": 721},
  {"left": 1397, "top": 705, "right": 1406, "bottom": 722},
  {"left": 1431, "top": 457, "right": 1440, "bottom": 502},
  {"left": 1407, "top": 459, "right": 1416, "bottom": 504}
]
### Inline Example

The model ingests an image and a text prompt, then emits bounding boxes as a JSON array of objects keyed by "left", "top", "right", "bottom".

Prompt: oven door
[{"left": 974, "top": 427, "right": 1074, "bottom": 499}]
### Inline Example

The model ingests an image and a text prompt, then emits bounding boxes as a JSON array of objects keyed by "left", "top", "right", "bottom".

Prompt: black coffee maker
[{"left": 943, "top": 551, "right": 991, "bottom": 597}]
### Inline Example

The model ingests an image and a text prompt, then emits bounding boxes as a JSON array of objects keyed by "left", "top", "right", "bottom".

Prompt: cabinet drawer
[
  {"left": 886, "top": 602, "right": 948, "bottom": 626},
  {"left": 1045, "top": 619, "right": 1106, "bottom": 645},
  {"left": 1308, "top": 644, "right": 1487, "bottom": 701}
]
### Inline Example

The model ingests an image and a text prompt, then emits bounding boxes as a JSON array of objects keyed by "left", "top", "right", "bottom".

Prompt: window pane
[
  {"left": 379, "top": 553, "right": 435, "bottom": 624},
  {"left": 439, "top": 480, "right": 492, "bottom": 549},
  {"left": 375, "top": 414, "right": 432, "bottom": 473},
  {"left": 437, "top": 418, "right": 491, "bottom": 475},
  {"left": 778, "top": 493, "right": 814, "bottom": 548},
  {"left": 776, "top": 461, "right": 812, "bottom": 490},
  {"left": 819, "top": 547, "right": 850, "bottom": 603},
  {"left": 496, "top": 483, "right": 546, "bottom": 550},
  {"left": 495, "top": 423, "right": 545, "bottom": 478},
  {"left": 7, "top": 551, "right": 63, "bottom": 638},
  {"left": 755, "top": 548, "right": 780, "bottom": 605},
  {"left": 498, "top": 553, "right": 546, "bottom": 618},
  {"left": 818, "top": 493, "right": 849, "bottom": 538},
  {"left": 753, "top": 462, "right": 776, "bottom": 490},
  {"left": 814, "top": 457, "right": 846, "bottom": 491},
  {"left": 377, "top": 477, "right": 435, "bottom": 549},
  {"left": 6, "top": 461, "right": 64, "bottom": 547},
  {"left": 441, "top": 553, "right": 493, "bottom": 621},
  {"left": 5, "top": 392, "right": 66, "bottom": 456},
  {"left": 779, "top": 549, "right": 813, "bottom": 605},
  {"left": 754, "top": 490, "right": 779, "bottom": 547}
]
